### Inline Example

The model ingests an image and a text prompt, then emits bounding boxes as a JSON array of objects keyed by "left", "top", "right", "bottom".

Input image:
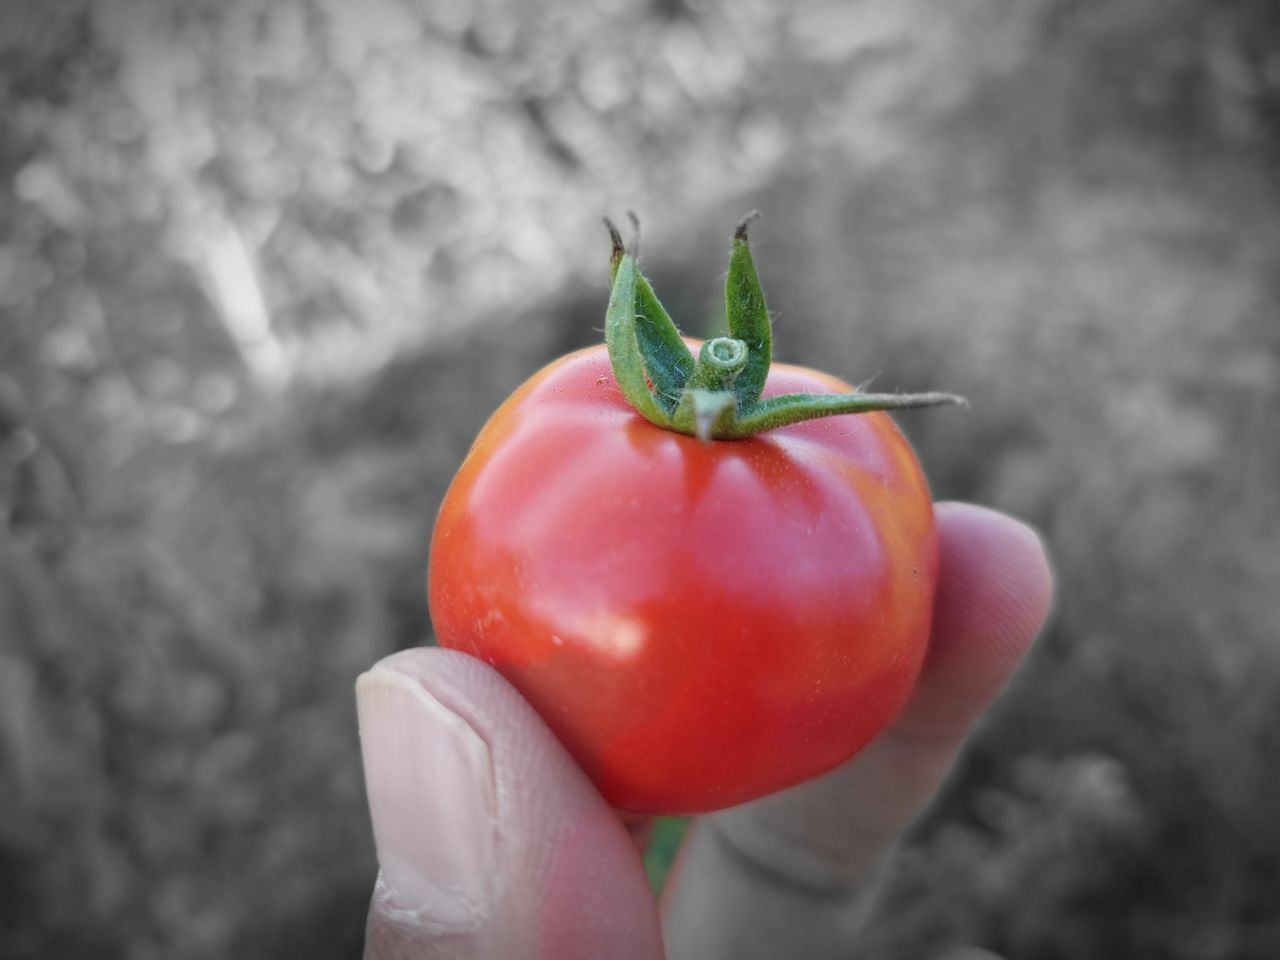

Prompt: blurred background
[{"left": 2, "top": 0, "right": 1279, "bottom": 957}]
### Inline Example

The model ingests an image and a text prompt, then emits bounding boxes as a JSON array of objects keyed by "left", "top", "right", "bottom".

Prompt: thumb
[{"left": 356, "top": 648, "right": 662, "bottom": 960}]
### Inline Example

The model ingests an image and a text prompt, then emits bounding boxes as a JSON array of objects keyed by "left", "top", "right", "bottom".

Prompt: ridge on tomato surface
[{"left": 428, "top": 215, "right": 964, "bottom": 815}]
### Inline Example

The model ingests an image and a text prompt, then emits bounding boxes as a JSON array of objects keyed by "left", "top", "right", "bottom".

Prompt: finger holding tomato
[{"left": 357, "top": 504, "right": 1052, "bottom": 960}]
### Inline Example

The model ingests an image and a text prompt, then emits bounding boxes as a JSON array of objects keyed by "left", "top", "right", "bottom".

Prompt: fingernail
[{"left": 356, "top": 668, "right": 497, "bottom": 927}]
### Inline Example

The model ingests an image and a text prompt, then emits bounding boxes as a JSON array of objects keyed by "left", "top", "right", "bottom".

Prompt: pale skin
[{"left": 355, "top": 501, "right": 1054, "bottom": 959}]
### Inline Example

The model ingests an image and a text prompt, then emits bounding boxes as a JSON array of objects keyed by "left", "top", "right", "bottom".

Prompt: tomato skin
[{"left": 428, "top": 344, "right": 938, "bottom": 815}]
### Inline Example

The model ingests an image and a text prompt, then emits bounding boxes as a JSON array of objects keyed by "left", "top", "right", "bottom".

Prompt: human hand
[{"left": 354, "top": 502, "right": 1053, "bottom": 959}]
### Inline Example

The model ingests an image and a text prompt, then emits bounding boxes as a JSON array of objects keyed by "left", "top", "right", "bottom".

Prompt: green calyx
[{"left": 603, "top": 213, "right": 966, "bottom": 441}]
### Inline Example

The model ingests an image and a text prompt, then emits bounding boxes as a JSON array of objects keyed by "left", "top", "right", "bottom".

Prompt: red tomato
[{"left": 428, "top": 342, "right": 938, "bottom": 815}]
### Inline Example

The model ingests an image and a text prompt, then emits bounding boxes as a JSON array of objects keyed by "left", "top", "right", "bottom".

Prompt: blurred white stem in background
[
  {"left": 190, "top": 213, "right": 291, "bottom": 388},
  {"left": 98, "top": 0, "right": 290, "bottom": 388}
]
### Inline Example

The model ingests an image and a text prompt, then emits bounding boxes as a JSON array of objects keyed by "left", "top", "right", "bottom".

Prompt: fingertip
[
  {"left": 356, "top": 663, "right": 497, "bottom": 928},
  {"left": 661, "top": 506, "right": 1054, "bottom": 958},
  {"left": 933, "top": 501, "right": 1054, "bottom": 670},
  {"left": 889, "top": 503, "right": 1053, "bottom": 742},
  {"left": 362, "top": 646, "right": 502, "bottom": 713},
  {"left": 356, "top": 647, "right": 663, "bottom": 959},
  {"left": 936, "top": 500, "right": 1054, "bottom": 600}
]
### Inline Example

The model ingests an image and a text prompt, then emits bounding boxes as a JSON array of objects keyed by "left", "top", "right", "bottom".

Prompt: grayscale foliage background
[{"left": 1, "top": 1, "right": 1278, "bottom": 957}]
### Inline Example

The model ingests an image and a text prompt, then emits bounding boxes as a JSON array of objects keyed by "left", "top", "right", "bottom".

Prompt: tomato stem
[{"left": 602, "top": 215, "right": 966, "bottom": 440}]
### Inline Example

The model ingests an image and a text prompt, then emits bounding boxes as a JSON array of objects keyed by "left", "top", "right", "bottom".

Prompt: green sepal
[
  {"left": 724, "top": 213, "right": 771, "bottom": 409},
  {"left": 606, "top": 221, "right": 694, "bottom": 414},
  {"left": 601, "top": 215, "right": 966, "bottom": 441},
  {"left": 725, "top": 389, "right": 968, "bottom": 438},
  {"left": 604, "top": 251, "right": 671, "bottom": 427}
]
